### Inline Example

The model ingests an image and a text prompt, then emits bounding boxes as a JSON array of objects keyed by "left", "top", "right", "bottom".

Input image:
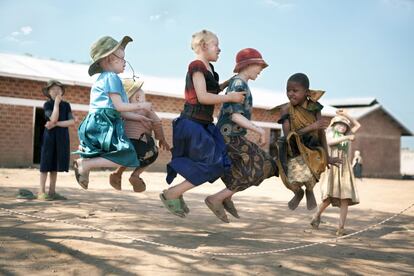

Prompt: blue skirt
[
  {"left": 166, "top": 116, "right": 231, "bottom": 185},
  {"left": 74, "top": 108, "right": 139, "bottom": 167}
]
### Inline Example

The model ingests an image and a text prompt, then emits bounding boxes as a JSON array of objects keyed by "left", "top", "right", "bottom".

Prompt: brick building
[
  {"left": 326, "top": 98, "right": 413, "bottom": 178},
  {"left": 0, "top": 53, "right": 338, "bottom": 171}
]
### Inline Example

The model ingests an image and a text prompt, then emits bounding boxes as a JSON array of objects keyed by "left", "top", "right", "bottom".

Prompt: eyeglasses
[{"left": 112, "top": 52, "right": 139, "bottom": 81}]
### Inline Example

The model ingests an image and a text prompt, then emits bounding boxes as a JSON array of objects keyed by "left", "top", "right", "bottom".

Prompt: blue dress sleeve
[
  {"left": 104, "top": 72, "right": 128, "bottom": 103},
  {"left": 224, "top": 78, "right": 247, "bottom": 115},
  {"left": 43, "top": 101, "right": 53, "bottom": 120}
]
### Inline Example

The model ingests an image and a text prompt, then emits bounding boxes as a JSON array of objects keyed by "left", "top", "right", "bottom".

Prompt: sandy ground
[{"left": 0, "top": 168, "right": 413, "bottom": 276}]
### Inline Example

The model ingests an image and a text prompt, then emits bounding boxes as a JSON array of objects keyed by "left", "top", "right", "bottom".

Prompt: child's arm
[
  {"left": 49, "top": 95, "right": 62, "bottom": 124},
  {"left": 231, "top": 113, "right": 266, "bottom": 146},
  {"left": 327, "top": 134, "right": 355, "bottom": 146},
  {"left": 297, "top": 111, "right": 331, "bottom": 135},
  {"left": 109, "top": 93, "right": 152, "bottom": 112},
  {"left": 121, "top": 112, "right": 153, "bottom": 130},
  {"left": 336, "top": 109, "right": 361, "bottom": 133},
  {"left": 280, "top": 105, "right": 291, "bottom": 137},
  {"left": 146, "top": 110, "right": 170, "bottom": 151},
  {"left": 193, "top": 73, "right": 245, "bottom": 104}
]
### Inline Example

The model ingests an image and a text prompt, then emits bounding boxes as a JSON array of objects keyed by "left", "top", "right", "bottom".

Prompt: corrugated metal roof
[{"left": 0, "top": 53, "right": 340, "bottom": 115}]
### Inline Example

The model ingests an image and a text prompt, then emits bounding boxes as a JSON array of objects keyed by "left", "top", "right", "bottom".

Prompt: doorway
[{"left": 33, "top": 107, "right": 46, "bottom": 164}]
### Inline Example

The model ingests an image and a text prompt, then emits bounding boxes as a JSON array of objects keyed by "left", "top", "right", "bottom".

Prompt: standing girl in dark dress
[{"left": 39, "top": 80, "right": 75, "bottom": 200}]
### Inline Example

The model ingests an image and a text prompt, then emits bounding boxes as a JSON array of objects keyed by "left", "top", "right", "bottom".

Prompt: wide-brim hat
[
  {"left": 42, "top": 79, "right": 65, "bottom": 98},
  {"left": 122, "top": 78, "right": 144, "bottom": 99},
  {"left": 88, "top": 36, "right": 133, "bottom": 76},
  {"left": 233, "top": 48, "right": 268, "bottom": 73},
  {"left": 330, "top": 115, "right": 351, "bottom": 129}
]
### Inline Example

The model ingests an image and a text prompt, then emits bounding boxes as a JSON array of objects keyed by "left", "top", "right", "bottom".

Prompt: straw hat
[
  {"left": 88, "top": 36, "right": 133, "bottom": 76},
  {"left": 42, "top": 80, "right": 65, "bottom": 98},
  {"left": 330, "top": 115, "right": 351, "bottom": 129},
  {"left": 233, "top": 48, "right": 268, "bottom": 73},
  {"left": 122, "top": 78, "right": 144, "bottom": 99}
]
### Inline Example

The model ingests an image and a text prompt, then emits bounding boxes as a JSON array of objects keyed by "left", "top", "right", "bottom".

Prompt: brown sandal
[
  {"left": 109, "top": 172, "right": 122, "bottom": 190},
  {"left": 73, "top": 160, "right": 88, "bottom": 190},
  {"left": 129, "top": 175, "right": 146, "bottom": 192},
  {"left": 223, "top": 198, "right": 240, "bottom": 218},
  {"left": 205, "top": 197, "right": 229, "bottom": 223}
]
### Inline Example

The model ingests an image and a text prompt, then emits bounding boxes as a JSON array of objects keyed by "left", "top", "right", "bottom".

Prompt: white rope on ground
[{"left": 1, "top": 202, "right": 413, "bottom": 256}]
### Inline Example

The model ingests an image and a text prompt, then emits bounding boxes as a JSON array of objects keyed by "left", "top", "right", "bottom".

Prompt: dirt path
[{"left": 1, "top": 168, "right": 413, "bottom": 275}]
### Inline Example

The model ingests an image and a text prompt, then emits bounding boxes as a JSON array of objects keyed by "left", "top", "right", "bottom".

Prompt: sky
[{"left": 1, "top": 0, "right": 413, "bottom": 148}]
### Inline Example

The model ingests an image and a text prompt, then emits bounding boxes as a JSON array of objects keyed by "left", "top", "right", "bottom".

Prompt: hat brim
[
  {"left": 126, "top": 80, "right": 144, "bottom": 99},
  {"left": 88, "top": 36, "right": 133, "bottom": 76},
  {"left": 42, "top": 80, "right": 65, "bottom": 98},
  {"left": 233, "top": 59, "right": 268, "bottom": 73}
]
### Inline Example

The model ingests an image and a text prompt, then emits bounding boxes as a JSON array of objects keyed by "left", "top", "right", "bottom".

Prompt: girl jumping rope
[
  {"left": 73, "top": 36, "right": 152, "bottom": 188},
  {"left": 160, "top": 30, "right": 245, "bottom": 218},
  {"left": 205, "top": 48, "right": 279, "bottom": 223},
  {"left": 274, "top": 73, "right": 340, "bottom": 211}
]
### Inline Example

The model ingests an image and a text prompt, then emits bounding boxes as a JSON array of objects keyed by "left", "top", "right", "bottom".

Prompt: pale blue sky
[{"left": 1, "top": 0, "right": 413, "bottom": 148}]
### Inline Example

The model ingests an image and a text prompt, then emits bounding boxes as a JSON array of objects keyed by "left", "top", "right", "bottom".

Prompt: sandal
[
  {"left": 109, "top": 172, "right": 122, "bottom": 190},
  {"left": 336, "top": 228, "right": 346, "bottom": 236},
  {"left": 159, "top": 191, "right": 185, "bottom": 218},
  {"left": 288, "top": 189, "right": 304, "bottom": 210},
  {"left": 37, "top": 193, "right": 52, "bottom": 201},
  {"left": 223, "top": 198, "right": 240, "bottom": 218},
  {"left": 179, "top": 195, "right": 190, "bottom": 214},
  {"left": 73, "top": 160, "right": 89, "bottom": 190},
  {"left": 204, "top": 197, "right": 229, "bottom": 223},
  {"left": 16, "top": 189, "right": 36, "bottom": 200},
  {"left": 49, "top": 193, "right": 67, "bottom": 200},
  {"left": 129, "top": 176, "right": 146, "bottom": 192},
  {"left": 305, "top": 189, "right": 317, "bottom": 210},
  {"left": 310, "top": 215, "right": 321, "bottom": 229}
]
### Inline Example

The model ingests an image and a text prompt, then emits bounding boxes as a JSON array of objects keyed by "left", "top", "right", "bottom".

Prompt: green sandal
[
  {"left": 159, "top": 192, "right": 185, "bottom": 218},
  {"left": 49, "top": 193, "right": 67, "bottom": 200},
  {"left": 16, "top": 189, "right": 36, "bottom": 200},
  {"left": 179, "top": 195, "right": 190, "bottom": 214}
]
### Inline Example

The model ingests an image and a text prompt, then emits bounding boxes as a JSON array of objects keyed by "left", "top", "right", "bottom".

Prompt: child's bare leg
[
  {"left": 310, "top": 199, "right": 330, "bottom": 229},
  {"left": 131, "top": 167, "right": 145, "bottom": 177},
  {"left": 48, "top": 171, "right": 57, "bottom": 195},
  {"left": 164, "top": 180, "right": 195, "bottom": 200},
  {"left": 78, "top": 157, "right": 120, "bottom": 174},
  {"left": 207, "top": 188, "right": 235, "bottom": 203},
  {"left": 114, "top": 166, "right": 127, "bottom": 176},
  {"left": 39, "top": 172, "right": 47, "bottom": 194},
  {"left": 339, "top": 199, "right": 349, "bottom": 229}
]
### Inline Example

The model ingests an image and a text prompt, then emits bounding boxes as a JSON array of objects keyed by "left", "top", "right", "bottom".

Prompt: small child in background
[
  {"left": 352, "top": 150, "right": 363, "bottom": 180},
  {"left": 39, "top": 80, "right": 75, "bottom": 200},
  {"left": 109, "top": 78, "right": 170, "bottom": 192},
  {"left": 311, "top": 110, "right": 361, "bottom": 236},
  {"left": 274, "top": 73, "right": 340, "bottom": 211}
]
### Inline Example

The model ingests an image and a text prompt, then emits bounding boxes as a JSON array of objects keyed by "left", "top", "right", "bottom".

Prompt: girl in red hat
[
  {"left": 160, "top": 30, "right": 245, "bottom": 218},
  {"left": 311, "top": 109, "right": 360, "bottom": 236},
  {"left": 205, "top": 48, "right": 279, "bottom": 223}
]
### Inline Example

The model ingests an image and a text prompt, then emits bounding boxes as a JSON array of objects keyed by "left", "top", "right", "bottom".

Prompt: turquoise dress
[{"left": 74, "top": 72, "right": 139, "bottom": 167}]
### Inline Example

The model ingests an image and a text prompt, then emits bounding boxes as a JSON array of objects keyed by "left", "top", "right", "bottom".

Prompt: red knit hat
[{"left": 233, "top": 48, "right": 268, "bottom": 73}]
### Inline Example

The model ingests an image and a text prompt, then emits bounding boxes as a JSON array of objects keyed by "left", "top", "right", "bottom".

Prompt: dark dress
[
  {"left": 40, "top": 100, "right": 72, "bottom": 172},
  {"left": 217, "top": 76, "right": 278, "bottom": 192},
  {"left": 166, "top": 60, "right": 231, "bottom": 185}
]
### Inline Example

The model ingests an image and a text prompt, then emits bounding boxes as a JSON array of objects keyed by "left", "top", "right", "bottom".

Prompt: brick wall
[
  {"left": 0, "top": 76, "right": 281, "bottom": 171},
  {"left": 350, "top": 109, "right": 402, "bottom": 178},
  {"left": 0, "top": 104, "right": 34, "bottom": 166}
]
